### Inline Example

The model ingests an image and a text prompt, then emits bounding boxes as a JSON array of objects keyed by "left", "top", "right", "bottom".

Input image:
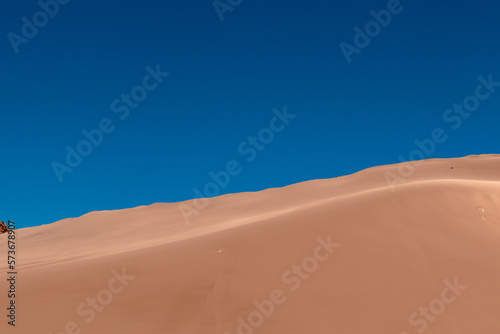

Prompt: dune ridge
[{"left": 1, "top": 154, "right": 500, "bottom": 333}]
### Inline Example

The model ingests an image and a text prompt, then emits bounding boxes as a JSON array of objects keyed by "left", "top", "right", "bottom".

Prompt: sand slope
[{"left": 1, "top": 155, "right": 500, "bottom": 333}]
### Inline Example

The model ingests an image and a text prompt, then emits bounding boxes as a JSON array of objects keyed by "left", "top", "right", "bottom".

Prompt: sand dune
[{"left": 1, "top": 155, "right": 500, "bottom": 333}]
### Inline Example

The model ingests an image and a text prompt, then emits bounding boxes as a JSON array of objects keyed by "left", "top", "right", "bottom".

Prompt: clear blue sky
[{"left": 1, "top": 0, "right": 499, "bottom": 228}]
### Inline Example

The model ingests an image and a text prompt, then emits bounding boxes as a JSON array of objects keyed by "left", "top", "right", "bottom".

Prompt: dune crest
[{"left": 1, "top": 155, "right": 500, "bottom": 333}]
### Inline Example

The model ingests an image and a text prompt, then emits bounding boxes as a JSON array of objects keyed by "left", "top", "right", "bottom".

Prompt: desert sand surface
[{"left": 1, "top": 154, "right": 500, "bottom": 334}]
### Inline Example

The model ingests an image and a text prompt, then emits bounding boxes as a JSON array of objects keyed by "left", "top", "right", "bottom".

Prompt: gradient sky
[{"left": 1, "top": 0, "right": 500, "bottom": 228}]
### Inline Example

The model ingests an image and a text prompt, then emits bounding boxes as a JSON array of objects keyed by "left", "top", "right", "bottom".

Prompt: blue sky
[{"left": 1, "top": 0, "right": 499, "bottom": 228}]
